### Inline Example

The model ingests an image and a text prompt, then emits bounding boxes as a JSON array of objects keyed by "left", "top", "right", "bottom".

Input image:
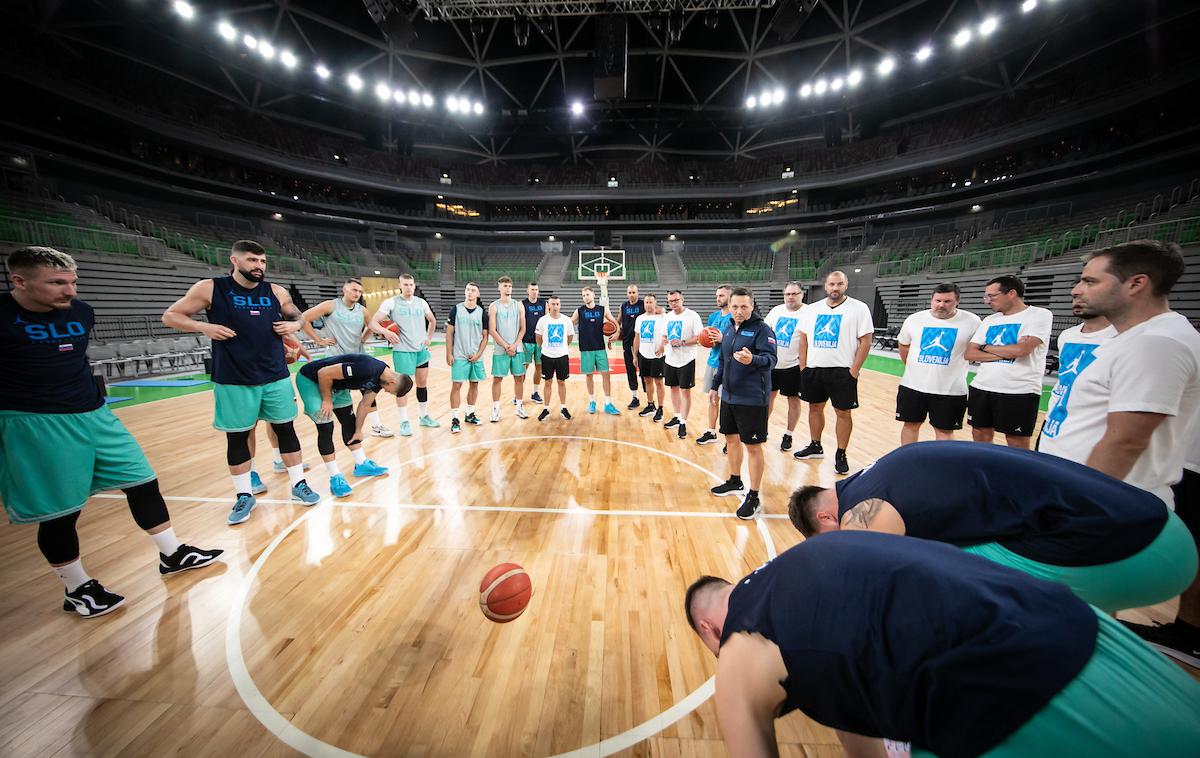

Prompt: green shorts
[
  {"left": 521, "top": 341, "right": 541, "bottom": 364},
  {"left": 580, "top": 349, "right": 610, "bottom": 375},
  {"left": 451, "top": 359, "right": 486, "bottom": 383},
  {"left": 295, "top": 374, "right": 353, "bottom": 422},
  {"left": 962, "top": 512, "right": 1197, "bottom": 613},
  {"left": 0, "top": 407, "right": 156, "bottom": 524},
  {"left": 491, "top": 351, "right": 527, "bottom": 377},
  {"left": 212, "top": 377, "right": 298, "bottom": 432},
  {"left": 915, "top": 611, "right": 1200, "bottom": 757},
  {"left": 393, "top": 348, "right": 431, "bottom": 376}
]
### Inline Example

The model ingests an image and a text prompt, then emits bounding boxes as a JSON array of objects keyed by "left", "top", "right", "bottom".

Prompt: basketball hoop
[{"left": 595, "top": 270, "right": 610, "bottom": 308}]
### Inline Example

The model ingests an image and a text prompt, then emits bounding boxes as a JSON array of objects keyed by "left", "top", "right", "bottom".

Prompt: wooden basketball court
[{"left": 0, "top": 359, "right": 1183, "bottom": 757}]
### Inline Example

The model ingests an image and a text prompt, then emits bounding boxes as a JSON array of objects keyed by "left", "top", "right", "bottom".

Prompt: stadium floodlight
[
  {"left": 847, "top": 70, "right": 863, "bottom": 88},
  {"left": 915, "top": 45, "right": 933, "bottom": 62},
  {"left": 964, "top": 180, "right": 973, "bottom": 186},
  {"left": 346, "top": 73, "right": 363, "bottom": 92},
  {"left": 814, "top": 79, "right": 828, "bottom": 95},
  {"left": 772, "top": 88, "right": 785, "bottom": 105},
  {"left": 375, "top": 82, "right": 392, "bottom": 101},
  {"left": 473, "top": 101, "right": 484, "bottom": 115},
  {"left": 315, "top": 63, "right": 331, "bottom": 80},
  {"left": 280, "top": 50, "right": 297, "bottom": 69},
  {"left": 761, "top": 90, "right": 774, "bottom": 107},
  {"left": 830, "top": 77, "right": 844, "bottom": 91},
  {"left": 570, "top": 100, "right": 584, "bottom": 116},
  {"left": 1022, "top": 0, "right": 1038, "bottom": 12},
  {"left": 217, "top": 21, "right": 237, "bottom": 41},
  {"left": 173, "top": 1, "right": 195, "bottom": 21},
  {"left": 877, "top": 57, "right": 895, "bottom": 76},
  {"left": 243, "top": 34, "right": 258, "bottom": 50},
  {"left": 799, "top": 83, "right": 812, "bottom": 98},
  {"left": 421, "top": 93, "right": 434, "bottom": 108},
  {"left": 393, "top": 90, "right": 406, "bottom": 105},
  {"left": 979, "top": 17, "right": 999, "bottom": 36},
  {"left": 446, "top": 96, "right": 460, "bottom": 112},
  {"left": 953, "top": 29, "right": 972, "bottom": 48},
  {"left": 259, "top": 40, "right": 276, "bottom": 60},
  {"left": 745, "top": 95, "right": 757, "bottom": 109},
  {"left": 408, "top": 89, "right": 421, "bottom": 105}
]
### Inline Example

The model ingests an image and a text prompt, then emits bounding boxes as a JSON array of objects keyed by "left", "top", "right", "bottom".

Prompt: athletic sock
[
  {"left": 150, "top": 527, "right": 182, "bottom": 556},
  {"left": 729, "top": 475, "right": 743, "bottom": 486},
  {"left": 398, "top": 406, "right": 411, "bottom": 422},
  {"left": 351, "top": 448, "right": 367, "bottom": 465},
  {"left": 467, "top": 405, "right": 475, "bottom": 416},
  {"left": 54, "top": 559, "right": 91, "bottom": 592},
  {"left": 451, "top": 407, "right": 461, "bottom": 421},
  {"left": 418, "top": 401, "right": 430, "bottom": 417},
  {"left": 560, "top": 404, "right": 567, "bottom": 412},
  {"left": 589, "top": 394, "right": 596, "bottom": 403},
  {"left": 837, "top": 448, "right": 847, "bottom": 455},
  {"left": 271, "top": 447, "right": 281, "bottom": 464},
  {"left": 367, "top": 411, "right": 382, "bottom": 427},
  {"left": 493, "top": 401, "right": 501, "bottom": 412},
  {"left": 286, "top": 465, "right": 305, "bottom": 487},
  {"left": 747, "top": 489, "right": 758, "bottom": 498},
  {"left": 631, "top": 393, "right": 639, "bottom": 401},
  {"left": 602, "top": 394, "right": 610, "bottom": 403},
  {"left": 325, "top": 461, "right": 341, "bottom": 477},
  {"left": 708, "top": 428, "right": 717, "bottom": 435},
  {"left": 232, "top": 471, "right": 252, "bottom": 497},
  {"left": 248, "top": 459, "right": 258, "bottom": 476}
]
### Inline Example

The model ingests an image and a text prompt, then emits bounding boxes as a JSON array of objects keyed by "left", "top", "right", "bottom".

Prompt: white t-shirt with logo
[
  {"left": 663, "top": 307, "right": 704, "bottom": 368},
  {"left": 968, "top": 306, "right": 1053, "bottom": 395},
  {"left": 1042, "top": 323, "right": 1118, "bottom": 429},
  {"left": 765, "top": 304, "right": 805, "bottom": 370},
  {"left": 800, "top": 297, "right": 874, "bottom": 369},
  {"left": 897, "top": 309, "right": 982, "bottom": 396},
  {"left": 535, "top": 314, "right": 575, "bottom": 359},
  {"left": 634, "top": 313, "right": 665, "bottom": 359},
  {"left": 1040, "top": 311, "right": 1200, "bottom": 507}
]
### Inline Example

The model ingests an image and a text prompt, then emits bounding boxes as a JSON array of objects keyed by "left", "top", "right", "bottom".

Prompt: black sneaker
[
  {"left": 560, "top": 407, "right": 572, "bottom": 420},
  {"left": 464, "top": 412, "right": 481, "bottom": 425},
  {"left": 696, "top": 431, "right": 718, "bottom": 446},
  {"left": 793, "top": 441, "right": 824, "bottom": 460},
  {"left": 1119, "top": 620, "right": 1200, "bottom": 668},
  {"left": 710, "top": 478, "right": 745, "bottom": 497},
  {"left": 538, "top": 408, "right": 550, "bottom": 422},
  {"left": 638, "top": 403, "right": 656, "bottom": 418},
  {"left": 834, "top": 449, "right": 850, "bottom": 475},
  {"left": 159, "top": 544, "right": 225, "bottom": 576},
  {"left": 653, "top": 407, "right": 663, "bottom": 422},
  {"left": 677, "top": 423, "right": 687, "bottom": 439},
  {"left": 450, "top": 418, "right": 462, "bottom": 434},
  {"left": 62, "top": 579, "right": 125, "bottom": 618},
  {"left": 780, "top": 433, "right": 793, "bottom": 451},
  {"left": 531, "top": 391, "right": 543, "bottom": 403},
  {"left": 664, "top": 417, "right": 681, "bottom": 429},
  {"left": 627, "top": 397, "right": 641, "bottom": 410},
  {"left": 736, "top": 491, "right": 762, "bottom": 520}
]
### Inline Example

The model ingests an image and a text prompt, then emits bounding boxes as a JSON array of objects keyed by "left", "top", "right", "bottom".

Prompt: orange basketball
[
  {"left": 602, "top": 321, "right": 618, "bottom": 337},
  {"left": 698, "top": 326, "right": 722, "bottom": 349},
  {"left": 283, "top": 335, "right": 302, "bottom": 364},
  {"left": 479, "top": 563, "right": 532, "bottom": 623},
  {"left": 379, "top": 319, "right": 400, "bottom": 335}
]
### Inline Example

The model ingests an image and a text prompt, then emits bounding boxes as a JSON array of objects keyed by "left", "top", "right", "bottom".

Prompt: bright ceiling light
[
  {"left": 258, "top": 40, "right": 276, "bottom": 60},
  {"left": 172, "top": 1, "right": 195, "bottom": 20},
  {"left": 217, "top": 21, "right": 237, "bottom": 41},
  {"left": 473, "top": 101, "right": 484, "bottom": 115},
  {"left": 279, "top": 50, "right": 297, "bottom": 69},
  {"left": 830, "top": 77, "right": 844, "bottom": 91},
  {"left": 375, "top": 82, "right": 392, "bottom": 101},
  {"left": 814, "top": 79, "right": 828, "bottom": 95},
  {"left": 953, "top": 29, "right": 972, "bottom": 48},
  {"left": 421, "top": 93, "right": 434, "bottom": 108},
  {"left": 393, "top": 90, "right": 406, "bottom": 105},
  {"left": 408, "top": 89, "right": 421, "bottom": 105},
  {"left": 1021, "top": 0, "right": 1038, "bottom": 12},
  {"left": 877, "top": 57, "right": 895, "bottom": 76},
  {"left": 915, "top": 45, "right": 933, "bottom": 62},
  {"left": 346, "top": 73, "right": 363, "bottom": 92},
  {"left": 979, "top": 17, "right": 999, "bottom": 36},
  {"left": 570, "top": 100, "right": 584, "bottom": 116},
  {"left": 799, "top": 83, "right": 812, "bottom": 98},
  {"left": 243, "top": 34, "right": 258, "bottom": 50},
  {"left": 847, "top": 70, "right": 863, "bottom": 87},
  {"left": 446, "top": 96, "right": 460, "bottom": 112},
  {"left": 315, "top": 63, "right": 331, "bottom": 80},
  {"left": 772, "top": 88, "right": 785, "bottom": 105},
  {"left": 745, "top": 95, "right": 757, "bottom": 109}
]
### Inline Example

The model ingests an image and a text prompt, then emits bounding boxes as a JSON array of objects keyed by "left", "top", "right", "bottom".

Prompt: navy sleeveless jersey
[
  {"left": 299, "top": 354, "right": 387, "bottom": 392},
  {"left": 206, "top": 276, "right": 289, "bottom": 386},
  {"left": 521, "top": 298, "right": 546, "bottom": 343},
  {"left": 835, "top": 441, "right": 1167, "bottom": 565},
  {"left": 576, "top": 304, "right": 606, "bottom": 351},
  {"left": 619, "top": 299, "right": 645, "bottom": 343},
  {"left": 720, "top": 532, "right": 1097, "bottom": 758},
  {"left": 0, "top": 294, "right": 102, "bottom": 413}
]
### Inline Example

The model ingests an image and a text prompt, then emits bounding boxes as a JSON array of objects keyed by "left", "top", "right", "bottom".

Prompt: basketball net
[{"left": 596, "top": 270, "right": 610, "bottom": 308}]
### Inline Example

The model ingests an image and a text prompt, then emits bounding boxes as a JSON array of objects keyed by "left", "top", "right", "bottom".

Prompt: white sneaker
[
  {"left": 515, "top": 404, "right": 529, "bottom": 419},
  {"left": 370, "top": 424, "right": 394, "bottom": 438},
  {"left": 490, "top": 408, "right": 501, "bottom": 423}
]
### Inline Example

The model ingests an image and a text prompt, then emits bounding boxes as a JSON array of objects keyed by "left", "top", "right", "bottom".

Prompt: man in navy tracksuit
[{"left": 709, "top": 287, "right": 777, "bottom": 519}]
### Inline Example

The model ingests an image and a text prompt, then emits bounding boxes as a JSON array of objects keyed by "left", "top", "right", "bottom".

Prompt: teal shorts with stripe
[
  {"left": 491, "top": 351, "right": 527, "bottom": 377},
  {"left": 580, "top": 349, "right": 610, "bottom": 374},
  {"left": 520, "top": 341, "right": 541, "bottom": 364},
  {"left": 393, "top": 348, "right": 431, "bottom": 376},
  {"left": 962, "top": 511, "right": 1197, "bottom": 613},
  {"left": 913, "top": 611, "right": 1200, "bottom": 757},
  {"left": 0, "top": 407, "right": 156, "bottom": 524},
  {"left": 213, "top": 377, "right": 298, "bottom": 432},
  {"left": 452, "top": 359, "right": 486, "bottom": 382},
  {"left": 295, "top": 374, "right": 353, "bottom": 422}
]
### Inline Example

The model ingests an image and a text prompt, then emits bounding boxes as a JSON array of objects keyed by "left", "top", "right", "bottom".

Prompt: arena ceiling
[{"left": 6, "top": 0, "right": 1196, "bottom": 165}]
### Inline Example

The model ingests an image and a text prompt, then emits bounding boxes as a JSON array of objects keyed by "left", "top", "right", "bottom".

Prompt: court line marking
[{"left": 178, "top": 434, "right": 781, "bottom": 757}]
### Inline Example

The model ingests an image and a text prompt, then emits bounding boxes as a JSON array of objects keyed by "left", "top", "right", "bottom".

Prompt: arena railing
[
  {"left": 1092, "top": 215, "right": 1200, "bottom": 249},
  {"left": 0, "top": 216, "right": 165, "bottom": 259}
]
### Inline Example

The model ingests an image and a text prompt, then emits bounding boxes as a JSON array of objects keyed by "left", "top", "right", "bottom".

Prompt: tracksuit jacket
[{"left": 710, "top": 313, "right": 777, "bottom": 405}]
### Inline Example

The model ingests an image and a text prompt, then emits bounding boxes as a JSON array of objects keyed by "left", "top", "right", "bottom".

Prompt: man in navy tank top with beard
[{"left": 164, "top": 240, "right": 320, "bottom": 525}]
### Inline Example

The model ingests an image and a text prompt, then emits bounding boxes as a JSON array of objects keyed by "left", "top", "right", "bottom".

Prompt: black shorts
[
  {"left": 967, "top": 387, "right": 1040, "bottom": 437},
  {"left": 895, "top": 385, "right": 968, "bottom": 431},
  {"left": 638, "top": 356, "right": 664, "bottom": 378},
  {"left": 541, "top": 355, "right": 570, "bottom": 381},
  {"left": 771, "top": 366, "right": 802, "bottom": 397},
  {"left": 719, "top": 402, "right": 769, "bottom": 445},
  {"left": 800, "top": 367, "right": 858, "bottom": 410},
  {"left": 1172, "top": 468, "right": 1199, "bottom": 548},
  {"left": 664, "top": 360, "right": 696, "bottom": 389}
]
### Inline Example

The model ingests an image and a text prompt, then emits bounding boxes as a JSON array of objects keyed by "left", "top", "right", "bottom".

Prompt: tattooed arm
[
  {"left": 839, "top": 498, "right": 907, "bottom": 535},
  {"left": 271, "top": 283, "right": 304, "bottom": 335}
]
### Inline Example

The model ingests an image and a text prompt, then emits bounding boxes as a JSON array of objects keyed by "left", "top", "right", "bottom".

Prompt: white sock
[
  {"left": 325, "top": 461, "right": 341, "bottom": 477},
  {"left": 709, "top": 428, "right": 717, "bottom": 435},
  {"left": 150, "top": 527, "right": 182, "bottom": 556},
  {"left": 632, "top": 392, "right": 639, "bottom": 401},
  {"left": 54, "top": 559, "right": 91, "bottom": 592},
  {"left": 560, "top": 404, "right": 568, "bottom": 412},
  {"left": 286, "top": 464, "right": 305, "bottom": 486},
  {"left": 602, "top": 394, "right": 610, "bottom": 403},
  {"left": 248, "top": 459, "right": 258, "bottom": 475},
  {"left": 451, "top": 407, "right": 461, "bottom": 421},
  {"left": 418, "top": 401, "right": 430, "bottom": 416},
  {"left": 232, "top": 471, "right": 252, "bottom": 496},
  {"left": 352, "top": 448, "right": 367, "bottom": 464},
  {"left": 399, "top": 405, "right": 410, "bottom": 422},
  {"left": 589, "top": 394, "right": 596, "bottom": 403},
  {"left": 367, "top": 411, "right": 382, "bottom": 427},
  {"left": 271, "top": 447, "right": 281, "bottom": 465},
  {"left": 467, "top": 405, "right": 475, "bottom": 416}
]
